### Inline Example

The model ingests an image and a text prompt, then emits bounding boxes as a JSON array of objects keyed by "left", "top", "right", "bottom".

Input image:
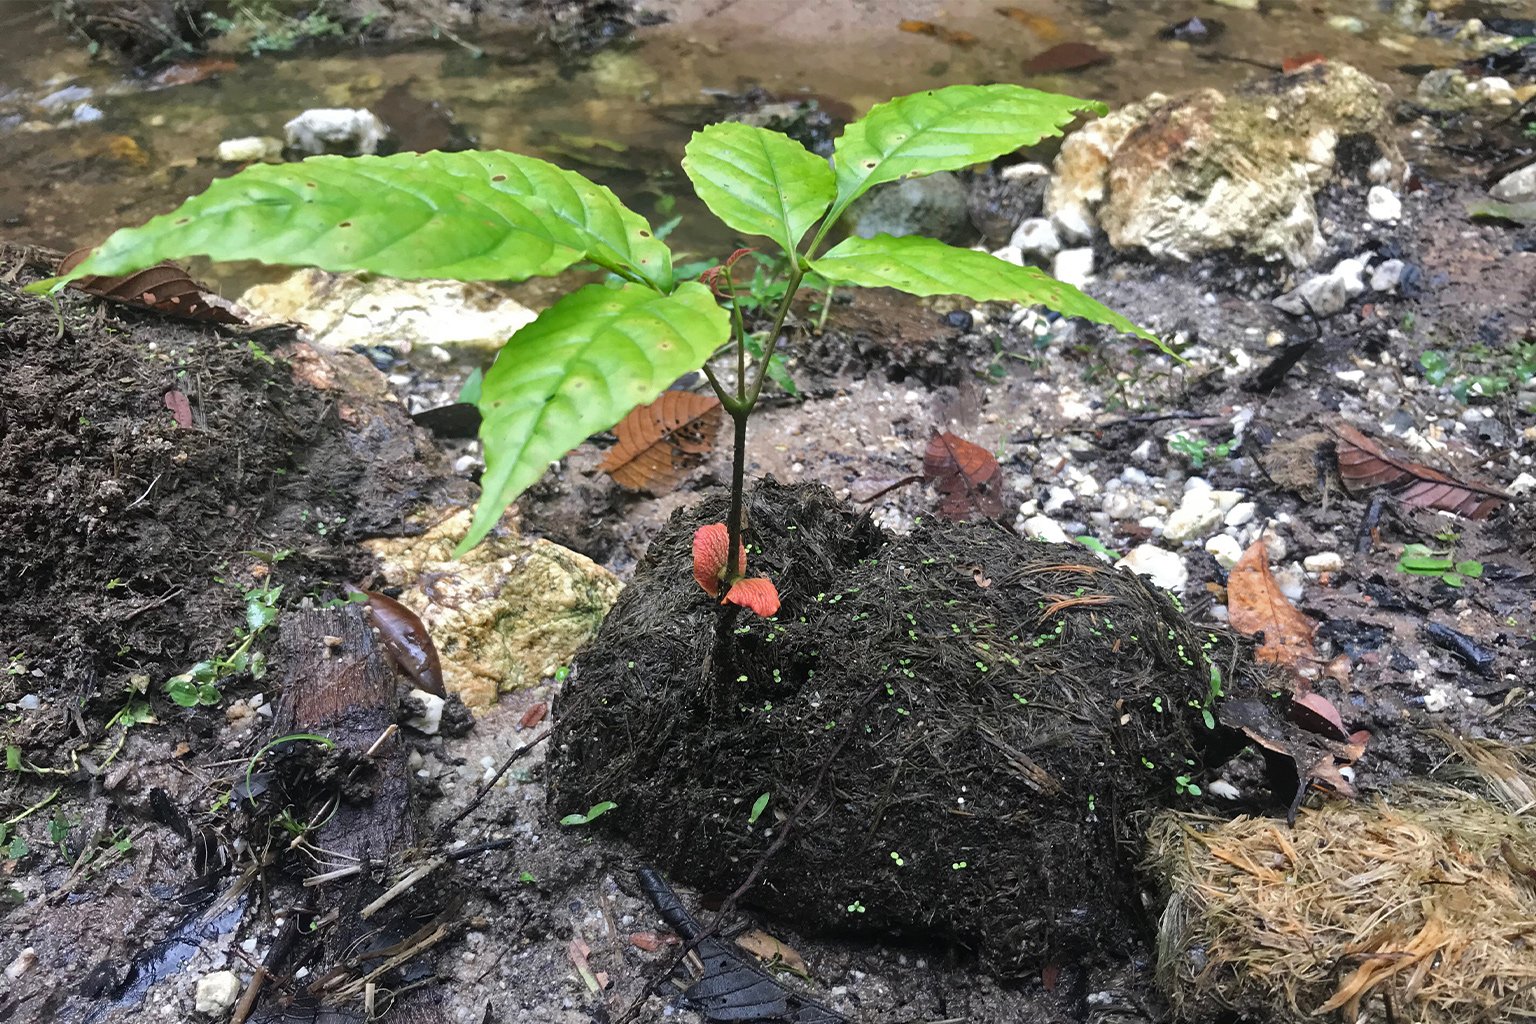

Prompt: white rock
[
  {"left": 1009, "top": 217, "right": 1062, "bottom": 258},
  {"left": 1273, "top": 256, "right": 1370, "bottom": 317},
  {"left": 989, "top": 244, "right": 1025, "bottom": 267},
  {"left": 1370, "top": 258, "right": 1406, "bottom": 293},
  {"left": 1000, "top": 161, "right": 1051, "bottom": 182},
  {"left": 1366, "top": 185, "right": 1401, "bottom": 222},
  {"left": 1116, "top": 545, "right": 1189, "bottom": 593},
  {"left": 1051, "top": 204, "right": 1097, "bottom": 244},
  {"left": 1102, "top": 492, "right": 1139, "bottom": 520},
  {"left": 1205, "top": 534, "right": 1244, "bottom": 570},
  {"left": 1303, "top": 551, "right": 1344, "bottom": 573},
  {"left": 1224, "top": 502, "right": 1257, "bottom": 528},
  {"left": 1207, "top": 779, "right": 1242, "bottom": 800},
  {"left": 216, "top": 136, "right": 283, "bottom": 163},
  {"left": 1508, "top": 472, "right": 1536, "bottom": 497},
  {"left": 1044, "top": 486, "right": 1076, "bottom": 514},
  {"left": 1164, "top": 488, "right": 1243, "bottom": 543},
  {"left": 195, "top": 971, "right": 241, "bottom": 1015},
  {"left": 5, "top": 948, "right": 36, "bottom": 981},
  {"left": 1052, "top": 247, "right": 1095, "bottom": 288},
  {"left": 404, "top": 688, "right": 446, "bottom": 736},
  {"left": 1491, "top": 163, "right": 1536, "bottom": 204},
  {"left": 283, "top": 108, "right": 389, "bottom": 156},
  {"left": 1466, "top": 75, "right": 1516, "bottom": 105},
  {"left": 1273, "top": 564, "right": 1306, "bottom": 602},
  {"left": 1022, "top": 515, "right": 1071, "bottom": 544},
  {"left": 1260, "top": 528, "right": 1288, "bottom": 562}
]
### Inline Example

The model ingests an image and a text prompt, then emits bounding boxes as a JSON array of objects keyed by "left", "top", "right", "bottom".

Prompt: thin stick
[{"left": 439, "top": 729, "right": 550, "bottom": 835}]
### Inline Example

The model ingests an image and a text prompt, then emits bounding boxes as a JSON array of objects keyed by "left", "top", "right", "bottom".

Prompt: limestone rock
[
  {"left": 847, "top": 171, "right": 972, "bottom": 245},
  {"left": 283, "top": 108, "right": 388, "bottom": 156},
  {"left": 215, "top": 136, "right": 283, "bottom": 163},
  {"left": 363, "top": 510, "right": 621, "bottom": 708},
  {"left": 1492, "top": 163, "right": 1536, "bottom": 204},
  {"left": 1273, "top": 255, "right": 1370, "bottom": 317},
  {"left": 194, "top": 971, "right": 241, "bottom": 1015},
  {"left": 239, "top": 268, "right": 537, "bottom": 360},
  {"left": 1050, "top": 63, "right": 1401, "bottom": 267},
  {"left": 1116, "top": 544, "right": 1188, "bottom": 593}
]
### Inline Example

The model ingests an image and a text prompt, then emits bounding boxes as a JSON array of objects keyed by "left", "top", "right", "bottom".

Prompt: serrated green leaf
[
  {"left": 829, "top": 84, "right": 1103, "bottom": 223},
  {"left": 47, "top": 151, "right": 673, "bottom": 291},
  {"left": 461, "top": 282, "right": 729, "bottom": 553},
  {"left": 812, "top": 234, "right": 1158, "bottom": 345},
  {"left": 683, "top": 123, "right": 835, "bottom": 255}
]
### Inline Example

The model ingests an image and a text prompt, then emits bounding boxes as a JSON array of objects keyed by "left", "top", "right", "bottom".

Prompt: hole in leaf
[
  {"left": 338, "top": 221, "right": 352, "bottom": 228},
  {"left": 639, "top": 230, "right": 651, "bottom": 238},
  {"left": 492, "top": 174, "right": 507, "bottom": 182},
  {"left": 175, "top": 218, "right": 190, "bottom": 225}
]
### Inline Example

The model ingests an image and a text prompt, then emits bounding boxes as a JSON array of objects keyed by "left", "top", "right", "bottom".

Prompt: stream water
[{"left": 0, "top": 0, "right": 1479, "bottom": 298}]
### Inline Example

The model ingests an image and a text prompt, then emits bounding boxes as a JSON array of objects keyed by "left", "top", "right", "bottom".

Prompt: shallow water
[{"left": 0, "top": 0, "right": 1476, "bottom": 293}]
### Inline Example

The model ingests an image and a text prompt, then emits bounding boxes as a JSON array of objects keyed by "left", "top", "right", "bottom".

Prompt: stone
[
  {"left": 1052, "top": 247, "right": 1095, "bottom": 288},
  {"left": 1205, "top": 534, "right": 1244, "bottom": 569},
  {"left": 195, "top": 970, "right": 241, "bottom": 1015},
  {"left": 239, "top": 269, "right": 537, "bottom": 361},
  {"left": 1165, "top": 488, "right": 1243, "bottom": 543},
  {"left": 1370, "top": 258, "right": 1406, "bottom": 293},
  {"left": 1366, "top": 185, "right": 1401, "bottom": 222},
  {"left": 1116, "top": 544, "right": 1189, "bottom": 593},
  {"left": 1491, "top": 164, "right": 1536, "bottom": 204},
  {"left": 1224, "top": 501, "right": 1256, "bottom": 528},
  {"left": 404, "top": 688, "right": 446, "bottom": 735},
  {"left": 1303, "top": 551, "right": 1344, "bottom": 573},
  {"left": 1009, "top": 217, "right": 1062, "bottom": 258},
  {"left": 1021, "top": 515, "right": 1071, "bottom": 544},
  {"left": 1273, "top": 255, "right": 1370, "bottom": 317},
  {"left": 968, "top": 169, "right": 1047, "bottom": 241},
  {"left": 1050, "top": 63, "right": 1401, "bottom": 267},
  {"left": 363, "top": 509, "right": 621, "bottom": 708},
  {"left": 1506, "top": 472, "right": 1535, "bottom": 497},
  {"left": 847, "top": 171, "right": 972, "bottom": 245},
  {"left": 216, "top": 136, "right": 283, "bottom": 163},
  {"left": 5, "top": 948, "right": 35, "bottom": 981},
  {"left": 283, "top": 108, "right": 389, "bottom": 157}
]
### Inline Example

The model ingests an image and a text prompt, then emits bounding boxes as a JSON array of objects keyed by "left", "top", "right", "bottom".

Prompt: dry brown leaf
[
  {"left": 995, "top": 7, "right": 1062, "bottom": 40},
  {"left": 59, "top": 248, "right": 245, "bottom": 324},
  {"left": 924, "top": 431, "right": 1005, "bottom": 520},
  {"left": 735, "top": 929, "right": 808, "bottom": 977},
  {"left": 1022, "top": 41, "right": 1112, "bottom": 74},
  {"left": 1329, "top": 422, "right": 1507, "bottom": 520},
  {"left": 1227, "top": 540, "right": 1316, "bottom": 667},
  {"left": 600, "top": 392, "right": 722, "bottom": 493}
]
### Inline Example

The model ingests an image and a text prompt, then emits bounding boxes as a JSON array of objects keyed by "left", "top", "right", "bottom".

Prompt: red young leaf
[
  {"left": 692, "top": 523, "right": 744, "bottom": 598},
  {"left": 922, "top": 431, "right": 1006, "bottom": 520},
  {"left": 59, "top": 248, "right": 245, "bottom": 324},
  {"left": 163, "top": 390, "right": 193, "bottom": 428},
  {"left": 724, "top": 578, "right": 780, "bottom": 617},
  {"left": 1329, "top": 422, "right": 1507, "bottom": 520},
  {"left": 600, "top": 393, "right": 723, "bottom": 493}
]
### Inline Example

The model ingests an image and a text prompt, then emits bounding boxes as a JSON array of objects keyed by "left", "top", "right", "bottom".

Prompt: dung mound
[{"left": 550, "top": 480, "right": 1273, "bottom": 975}]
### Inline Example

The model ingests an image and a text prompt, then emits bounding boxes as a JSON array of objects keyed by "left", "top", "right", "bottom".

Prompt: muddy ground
[{"left": 2, "top": 12, "right": 1535, "bottom": 1024}]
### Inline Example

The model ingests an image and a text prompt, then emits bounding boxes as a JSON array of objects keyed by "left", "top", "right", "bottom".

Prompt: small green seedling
[
  {"left": 1174, "top": 774, "right": 1202, "bottom": 796},
  {"left": 1396, "top": 544, "right": 1484, "bottom": 589},
  {"left": 1168, "top": 432, "right": 1232, "bottom": 469},
  {"left": 748, "top": 792, "right": 771, "bottom": 824},
  {"left": 35, "top": 83, "right": 1159, "bottom": 624},
  {"left": 165, "top": 582, "right": 282, "bottom": 707},
  {"left": 560, "top": 801, "right": 618, "bottom": 827}
]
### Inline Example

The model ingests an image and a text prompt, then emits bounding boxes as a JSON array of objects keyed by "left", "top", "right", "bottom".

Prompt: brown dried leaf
[
  {"left": 1022, "top": 41, "right": 1112, "bottom": 74},
  {"left": 922, "top": 431, "right": 1005, "bottom": 520},
  {"left": 163, "top": 390, "right": 193, "bottom": 429},
  {"left": 58, "top": 248, "right": 245, "bottom": 324},
  {"left": 735, "top": 929, "right": 808, "bottom": 977},
  {"left": 1227, "top": 540, "right": 1316, "bottom": 667},
  {"left": 1329, "top": 422, "right": 1507, "bottom": 520},
  {"left": 996, "top": 7, "right": 1062, "bottom": 40},
  {"left": 600, "top": 392, "right": 722, "bottom": 493}
]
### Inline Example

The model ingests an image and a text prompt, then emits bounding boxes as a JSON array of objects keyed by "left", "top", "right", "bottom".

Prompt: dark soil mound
[
  {"left": 0, "top": 245, "right": 459, "bottom": 724},
  {"left": 550, "top": 479, "right": 1277, "bottom": 976}
]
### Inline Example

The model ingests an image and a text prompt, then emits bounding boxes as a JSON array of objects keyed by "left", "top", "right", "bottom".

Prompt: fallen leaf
[
  {"left": 149, "top": 57, "right": 236, "bottom": 88},
  {"left": 735, "top": 929, "right": 808, "bottom": 976},
  {"left": 971, "top": 565, "right": 992, "bottom": 589},
  {"left": 600, "top": 392, "right": 723, "bottom": 493},
  {"left": 897, "top": 19, "right": 975, "bottom": 46},
  {"left": 59, "top": 248, "right": 245, "bottom": 324},
  {"left": 995, "top": 7, "right": 1062, "bottom": 40},
  {"left": 629, "top": 930, "right": 678, "bottom": 951},
  {"left": 1290, "top": 691, "right": 1349, "bottom": 741},
  {"left": 1227, "top": 540, "right": 1316, "bottom": 667},
  {"left": 924, "top": 431, "right": 1006, "bottom": 520},
  {"left": 692, "top": 523, "right": 743, "bottom": 598},
  {"left": 518, "top": 701, "right": 549, "bottom": 730},
  {"left": 1282, "top": 53, "right": 1327, "bottom": 73},
  {"left": 1023, "top": 41, "right": 1112, "bottom": 74},
  {"left": 725, "top": 578, "right": 780, "bottom": 618},
  {"left": 163, "top": 390, "right": 193, "bottom": 428},
  {"left": 1329, "top": 423, "right": 1507, "bottom": 519}
]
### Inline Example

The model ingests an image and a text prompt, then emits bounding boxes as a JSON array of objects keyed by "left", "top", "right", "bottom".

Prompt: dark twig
[{"left": 439, "top": 729, "right": 549, "bottom": 835}]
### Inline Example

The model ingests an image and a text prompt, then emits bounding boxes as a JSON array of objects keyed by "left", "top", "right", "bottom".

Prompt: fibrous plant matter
[
  {"left": 33, "top": 83, "right": 1160, "bottom": 599},
  {"left": 551, "top": 481, "right": 1284, "bottom": 977}
]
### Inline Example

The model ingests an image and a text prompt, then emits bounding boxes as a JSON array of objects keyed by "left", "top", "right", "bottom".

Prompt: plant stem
[{"left": 725, "top": 409, "right": 749, "bottom": 579}]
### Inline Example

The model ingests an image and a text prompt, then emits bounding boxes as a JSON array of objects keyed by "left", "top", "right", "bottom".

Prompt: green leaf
[
  {"left": 683, "top": 123, "right": 835, "bottom": 255},
  {"left": 1455, "top": 560, "right": 1484, "bottom": 579},
  {"left": 560, "top": 801, "right": 617, "bottom": 826},
  {"left": 812, "top": 235, "right": 1158, "bottom": 345},
  {"left": 462, "top": 282, "right": 729, "bottom": 553},
  {"left": 748, "top": 792, "right": 771, "bottom": 824},
  {"left": 1398, "top": 554, "right": 1453, "bottom": 575},
  {"left": 41, "top": 151, "right": 673, "bottom": 292},
  {"left": 458, "top": 367, "right": 484, "bottom": 405},
  {"left": 830, "top": 85, "right": 1103, "bottom": 223}
]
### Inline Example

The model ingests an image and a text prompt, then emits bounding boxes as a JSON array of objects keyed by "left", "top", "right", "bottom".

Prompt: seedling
[
  {"left": 1168, "top": 432, "right": 1232, "bottom": 469},
  {"left": 34, "top": 85, "right": 1158, "bottom": 624},
  {"left": 1396, "top": 543, "right": 1484, "bottom": 589},
  {"left": 560, "top": 800, "right": 617, "bottom": 827},
  {"left": 748, "top": 792, "right": 771, "bottom": 824},
  {"left": 165, "top": 582, "right": 282, "bottom": 707}
]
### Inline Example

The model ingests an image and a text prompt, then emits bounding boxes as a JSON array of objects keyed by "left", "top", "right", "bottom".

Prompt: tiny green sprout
[
  {"left": 748, "top": 792, "right": 771, "bottom": 824},
  {"left": 824, "top": 720, "right": 837, "bottom": 729},
  {"left": 1012, "top": 693, "right": 1029, "bottom": 706},
  {"left": 762, "top": 701, "right": 773, "bottom": 712},
  {"left": 890, "top": 851, "right": 906, "bottom": 867},
  {"left": 1152, "top": 696, "right": 1164, "bottom": 713},
  {"left": 518, "top": 870, "right": 537, "bottom": 883},
  {"left": 737, "top": 674, "right": 749, "bottom": 682},
  {"left": 560, "top": 801, "right": 618, "bottom": 827},
  {"left": 553, "top": 665, "right": 570, "bottom": 682},
  {"left": 1087, "top": 794, "right": 1097, "bottom": 813},
  {"left": 1141, "top": 756, "right": 1156, "bottom": 770},
  {"left": 896, "top": 707, "right": 910, "bottom": 716},
  {"left": 951, "top": 861, "right": 967, "bottom": 870},
  {"left": 1175, "top": 775, "right": 1202, "bottom": 796},
  {"left": 846, "top": 899, "right": 866, "bottom": 913}
]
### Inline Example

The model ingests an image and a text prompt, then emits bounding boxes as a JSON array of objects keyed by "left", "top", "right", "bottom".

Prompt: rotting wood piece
[{"left": 243, "top": 608, "right": 452, "bottom": 1024}]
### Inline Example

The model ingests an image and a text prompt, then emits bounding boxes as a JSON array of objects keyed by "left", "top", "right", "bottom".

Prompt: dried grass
[{"left": 1147, "top": 741, "right": 1536, "bottom": 1024}]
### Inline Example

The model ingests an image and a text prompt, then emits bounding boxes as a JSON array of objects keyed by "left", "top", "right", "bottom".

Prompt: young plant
[
  {"left": 33, "top": 85, "right": 1158, "bottom": 617},
  {"left": 1396, "top": 543, "right": 1484, "bottom": 588}
]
